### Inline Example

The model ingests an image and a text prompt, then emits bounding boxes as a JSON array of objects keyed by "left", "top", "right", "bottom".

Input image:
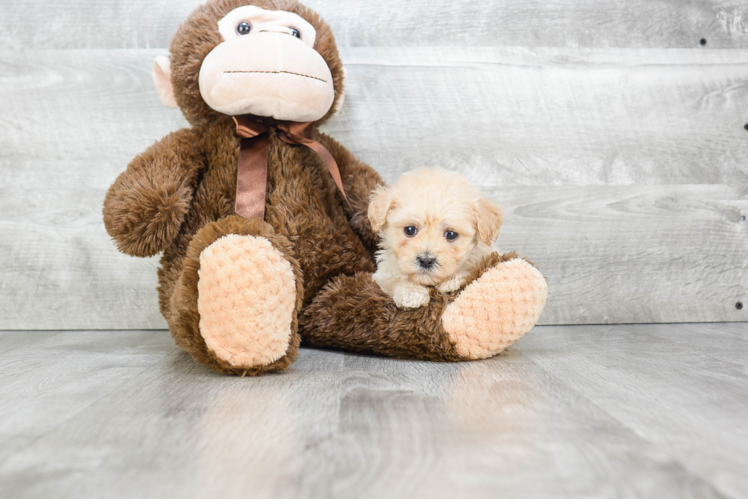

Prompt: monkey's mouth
[{"left": 223, "top": 70, "right": 327, "bottom": 83}]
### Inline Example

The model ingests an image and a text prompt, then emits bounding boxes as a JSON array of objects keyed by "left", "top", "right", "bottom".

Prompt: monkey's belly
[{"left": 266, "top": 180, "right": 374, "bottom": 302}]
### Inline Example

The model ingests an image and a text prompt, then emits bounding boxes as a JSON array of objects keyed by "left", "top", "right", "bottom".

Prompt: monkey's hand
[
  {"left": 393, "top": 281, "right": 431, "bottom": 309},
  {"left": 437, "top": 272, "right": 470, "bottom": 294},
  {"left": 103, "top": 129, "right": 203, "bottom": 257}
]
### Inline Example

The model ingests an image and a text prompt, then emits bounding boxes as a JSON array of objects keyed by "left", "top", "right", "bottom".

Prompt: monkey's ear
[
  {"left": 368, "top": 185, "right": 394, "bottom": 232},
  {"left": 330, "top": 66, "right": 347, "bottom": 117},
  {"left": 475, "top": 197, "right": 503, "bottom": 244},
  {"left": 152, "top": 56, "right": 178, "bottom": 108}
]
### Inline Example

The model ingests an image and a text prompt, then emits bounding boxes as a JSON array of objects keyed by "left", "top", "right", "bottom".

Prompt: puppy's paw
[
  {"left": 438, "top": 272, "right": 469, "bottom": 294},
  {"left": 393, "top": 283, "right": 431, "bottom": 309}
]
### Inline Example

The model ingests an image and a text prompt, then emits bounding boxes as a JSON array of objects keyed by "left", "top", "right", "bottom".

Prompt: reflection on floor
[{"left": 1, "top": 323, "right": 746, "bottom": 498}]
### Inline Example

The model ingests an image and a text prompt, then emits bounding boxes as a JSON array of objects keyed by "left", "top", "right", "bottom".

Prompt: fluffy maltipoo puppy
[{"left": 368, "top": 168, "right": 503, "bottom": 309}]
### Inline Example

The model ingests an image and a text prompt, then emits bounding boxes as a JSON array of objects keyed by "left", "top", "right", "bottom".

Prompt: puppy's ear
[
  {"left": 475, "top": 197, "right": 503, "bottom": 244},
  {"left": 368, "top": 185, "right": 394, "bottom": 232}
]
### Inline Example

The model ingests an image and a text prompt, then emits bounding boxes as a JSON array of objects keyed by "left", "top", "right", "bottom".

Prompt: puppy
[{"left": 368, "top": 167, "right": 503, "bottom": 309}]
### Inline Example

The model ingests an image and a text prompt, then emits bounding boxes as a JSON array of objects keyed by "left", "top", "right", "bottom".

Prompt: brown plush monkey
[{"left": 103, "top": 0, "right": 548, "bottom": 375}]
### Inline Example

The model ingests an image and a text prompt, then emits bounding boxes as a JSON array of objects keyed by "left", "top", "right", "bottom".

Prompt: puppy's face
[{"left": 369, "top": 168, "right": 502, "bottom": 286}]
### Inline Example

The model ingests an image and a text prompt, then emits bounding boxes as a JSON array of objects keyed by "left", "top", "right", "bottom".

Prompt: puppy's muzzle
[{"left": 416, "top": 255, "right": 437, "bottom": 270}]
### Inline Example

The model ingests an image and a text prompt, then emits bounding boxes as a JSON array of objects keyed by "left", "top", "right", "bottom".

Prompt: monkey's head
[{"left": 153, "top": 0, "right": 345, "bottom": 127}]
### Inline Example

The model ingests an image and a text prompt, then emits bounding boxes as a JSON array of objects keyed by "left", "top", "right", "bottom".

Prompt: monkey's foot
[
  {"left": 441, "top": 258, "right": 548, "bottom": 360},
  {"left": 197, "top": 234, "right": 298, "bottom": 370}
]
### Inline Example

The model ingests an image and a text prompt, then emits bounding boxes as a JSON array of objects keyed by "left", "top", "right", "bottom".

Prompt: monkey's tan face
[{"left": 198, "top": 6, "right": 335, "bottom": 122}]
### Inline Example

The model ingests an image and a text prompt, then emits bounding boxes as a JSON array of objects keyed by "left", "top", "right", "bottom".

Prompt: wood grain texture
[
  {"left": 334, "top": 46, "right": 748, "bottom": 186},
  {"left": 495, "top": 184, "right": 748, "bottom": 324},
  {"left": 1, "top": 47, "right": 747, "bottom": 328},
  {"left": 0, "top": 330, "right": 176, "bottom": 462},
  {"left": 0, "top": 324, "right": 746, "bottom": 497},
  {"left": 0, "top": 50, "right": 186, "bottom": 330},
  {"left": 519, "top": 323, "right": 748, "bottom": 497},
  {"left": 1, "top": 0, "right": 747, "bottom": 50}
]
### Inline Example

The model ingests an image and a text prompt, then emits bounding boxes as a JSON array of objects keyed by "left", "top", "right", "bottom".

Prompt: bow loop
[{"left": 233, "top": 116, "right": 269, "bottom": 140}]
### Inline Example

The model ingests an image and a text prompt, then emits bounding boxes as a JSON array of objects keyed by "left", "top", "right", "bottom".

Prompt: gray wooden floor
[{"left": 1, "top": 323, "right": 746, "bottom": 498}]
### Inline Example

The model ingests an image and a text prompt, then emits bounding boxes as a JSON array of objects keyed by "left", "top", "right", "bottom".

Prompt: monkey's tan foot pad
[
  {"left": 197, "top": 234, "right": 297, "bottom": 369},
  {"left": 442, "top": 258, "right": 548, "bottom": 360}
]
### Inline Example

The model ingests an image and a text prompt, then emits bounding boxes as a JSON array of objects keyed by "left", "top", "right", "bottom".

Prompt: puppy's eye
[
  {"left": 404, "top": 226, "right": 418, "bottom": 237},
  {"left": 444, "top": 230, "right": 458, "bottom": 241},
  {"left": 236, "top": 21, "right": 251, "bottom": 35},
  {"left": 290, "top": 27, "right": 301, "bottom": 38}
]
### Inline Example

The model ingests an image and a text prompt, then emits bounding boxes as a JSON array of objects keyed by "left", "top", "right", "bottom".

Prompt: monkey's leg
[
  {"left": 299, "top": 253, "right": 547, "bottom": 361},
  {"left": 169, "top": 215, "right": 303, "bottom": 375}
]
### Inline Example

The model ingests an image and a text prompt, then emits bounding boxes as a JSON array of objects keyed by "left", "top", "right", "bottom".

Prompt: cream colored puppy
[{"left": 368, "top": 168, "right": 503, "bottom": 309}]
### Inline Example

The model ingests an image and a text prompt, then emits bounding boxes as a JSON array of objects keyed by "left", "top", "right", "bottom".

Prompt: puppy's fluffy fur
[{"left": 368, "top": 168, "right": 503, "bottom": 309}]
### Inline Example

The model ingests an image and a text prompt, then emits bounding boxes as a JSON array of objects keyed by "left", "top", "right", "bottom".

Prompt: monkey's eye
[
  {"left": 404, "top": 226, "right": 418, "bottom": 237},
  {"left": 444, "top": 230, "right": 458, "bottom": 241},
  {"left": 290, "top": 27, "right": 301, "bottom": 38},
  {"left": 236, "top": 21, "right": 251, "bottom": 35}
]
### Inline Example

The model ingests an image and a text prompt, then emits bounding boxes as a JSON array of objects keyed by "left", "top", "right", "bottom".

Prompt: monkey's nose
[{"left": 417, "top": 255, "right": 437, "bottom": 270}]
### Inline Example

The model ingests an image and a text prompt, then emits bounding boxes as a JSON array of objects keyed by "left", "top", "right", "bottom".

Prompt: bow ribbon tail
[
  {"left": 235, "top": 135, "right": 270, "bottom": 220},
  {"left": 278, "top": 125, "right": 352, "bottom": 211}
]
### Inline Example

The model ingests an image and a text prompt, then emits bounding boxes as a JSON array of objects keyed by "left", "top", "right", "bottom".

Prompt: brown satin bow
[{"left": 232, "top": 115, "right": 349, "bottom": 220}]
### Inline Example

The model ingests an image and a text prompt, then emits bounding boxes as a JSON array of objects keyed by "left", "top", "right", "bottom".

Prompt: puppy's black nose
[{"left": 417, "top": 256, "right": 436, "bottom": 270}]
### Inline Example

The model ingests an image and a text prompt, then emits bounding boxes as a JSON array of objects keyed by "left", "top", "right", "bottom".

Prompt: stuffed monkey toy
[{"left": 103, "top": 0, "right": 548, "bottom": 375}]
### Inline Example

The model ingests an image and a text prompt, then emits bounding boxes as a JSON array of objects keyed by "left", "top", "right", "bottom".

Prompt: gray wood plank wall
[{"left": 1, "top": 0, "right": 747, "bottom": 330}]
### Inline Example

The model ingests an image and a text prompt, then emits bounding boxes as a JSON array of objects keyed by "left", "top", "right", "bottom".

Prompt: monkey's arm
[
  {"left": 318, "top": 132, "right": 384, "bottom": 253},
  {"left": 103, "top": 128, "right": 203, "bottom": 257}
]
